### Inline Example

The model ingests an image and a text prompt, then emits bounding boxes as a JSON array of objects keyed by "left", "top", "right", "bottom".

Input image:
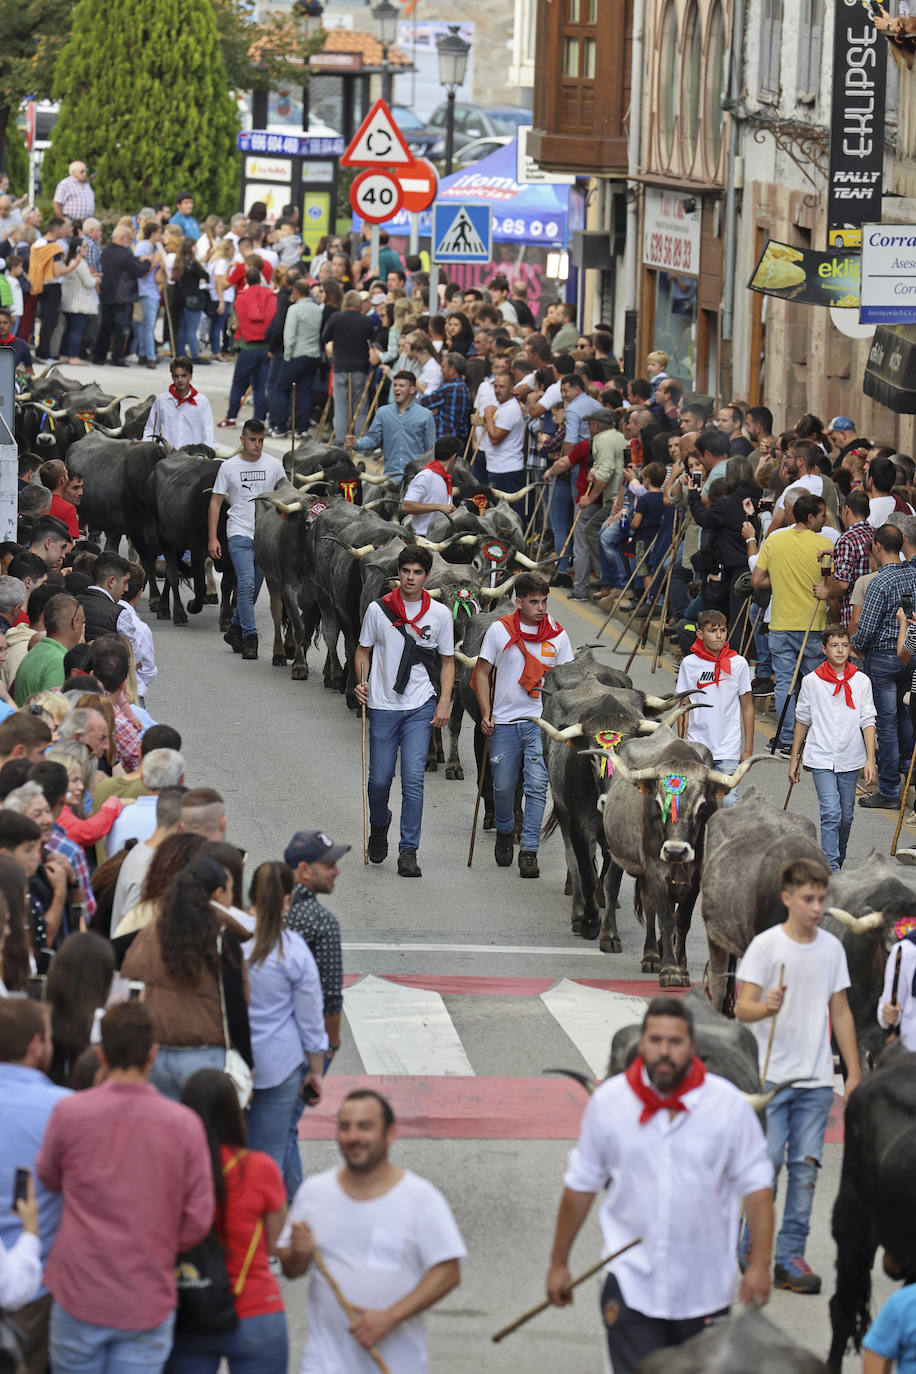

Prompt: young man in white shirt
[
  {"left": 142, "top": 356, "right": 215, "bottom": 450},
  {"left": 676, "top": 609, "right": 754, "bottom": 808},
  {"left": 788, "top": 622, "right": 877, "bottom": 870},
  {"left": 737, "top": 856, "right": 861, "bottom": 1294},
  {"left": 473, "top": 573, "right": 574, "bottom": 877},
  {"left": 411, "top": 335, "right": 442, "bottom": 396},
  {"left": 878, "top": 926, "right": 916, "bottom": 1049},
  {"left": 473, "top": 373, "right": 527, "bottom": 494},
  {"left": 400, "top": 437, "right": 461, "bottom": 537},
  {"left": 354, "top": 545, "right": 455, "bottom": 878},
  {"left": 546, "top": 997, "right": 774, "bottom": 1373},
  {"left": 277, "top": 1089, "right": 465, "bottom": 1374},
  {"left": 207, "top": 419, "right": 286, "bottom": 660}
]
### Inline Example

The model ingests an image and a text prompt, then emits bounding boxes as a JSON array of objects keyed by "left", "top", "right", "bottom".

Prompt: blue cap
[{"left": 827, "top": 416, "right": 855, "bottom": 432}]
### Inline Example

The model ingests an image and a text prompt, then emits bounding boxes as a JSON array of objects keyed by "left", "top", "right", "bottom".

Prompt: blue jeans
[
  {"left": 165, "top": 1312, "right": 288, "bottom": 1374},
  {"left": 51, "top": 1302, "right": 175, "bottom": 1374},
  {"left": 486, "top": 466, "right": 525, "bottom": 494},
  {"left": 770, "top": 629, "right": 824, "bottom": 750},
  {"left": 490, "top": 719, "right": 549, "bottom": 851},
  {"left": 209, "top": 311, "right": 227, "bottom": 355},
  {"left": 228, "top": 348, "right": 270, "bottom": 421},
  {"left": 598, "top": 518, "right": 629, "bottom": 589},
  {"left": 368, "top": 697, "right": 436, "bottom": 851},
  {"left": 714, "top": 757, "right": 740, "bottom": 809},
  {"left": 227, "top": 535, "right": 264, "bottom": 639},
  {"left": 865, "top": 649, "right": 913, "bottom": 797},
  {"left": 266, "top": 353, "right": 284, "bottom": 429},
  {"left": 764, "top": 1083, "right": 834, "bottom": 1262},
  {"left": 246, "top": 1061, "right": 304, "bottom": 1193},
  {"left": 277, "top": 355, "right": 319, "bottom": 433},
  {"left": 61, "top": 312, "right": 90, "bottom": 358},
  {"left": 132, "top": 296, "right": 159, "bottom": 361},
  {"left": 149, "top": 1046, "right": 226, "bottom": 1102},
  {"left": 547, "top": 476, "right": 574, "bottom": 573},
  {"left": 755, "top": 625, "right": 772, "bottom": 678},
  {"left": 810, "top": 767, "right": 859, "bottom": 870},
  {"left": 177, "top": 307, "right": 203, "bottom": 359}
]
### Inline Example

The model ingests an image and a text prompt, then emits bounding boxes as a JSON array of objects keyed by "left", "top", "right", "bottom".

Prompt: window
[
  {"left": 796, "top": 0, "right": 823, "bottom": 102},
  {"left": 759, "top": 0, "right": 783, "bottom": 101},
  {"left": 682, "top": 2, "right": 701, "bottom": 165},
  {"left": 564, "top": 37, "right": 580, "bottom": 76},
  {"left": 658, "top": 1, "right": 678, "bottom": 164},
  {"left": 583, "top": 37, "right": 596, "bottom": 78},
  {"left": 704, "top": 0, "right": 725, "bottom": 171}
]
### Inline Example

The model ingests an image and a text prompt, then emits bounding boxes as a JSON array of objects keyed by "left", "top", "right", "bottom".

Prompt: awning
[{"left": 863, "top": 325, "right": 916, "bottom": 414}]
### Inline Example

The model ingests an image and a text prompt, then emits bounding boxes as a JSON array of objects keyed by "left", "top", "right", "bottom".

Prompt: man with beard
[
  {"left": 545, "top": 997, "right": 774, "bottom": 1373},
  {"left": 277, "top": 1090, "right": 466, "bottom": 1374}
]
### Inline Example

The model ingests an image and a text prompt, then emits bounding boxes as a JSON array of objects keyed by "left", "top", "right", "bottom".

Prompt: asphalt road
[{"left": 81, "top": 356, "right": 901, "bottom": 1369}]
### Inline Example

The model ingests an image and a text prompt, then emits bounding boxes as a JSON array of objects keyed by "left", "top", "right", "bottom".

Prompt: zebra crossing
[{"left": 298, "top": 974, "right": 847, "bottom": 1144}]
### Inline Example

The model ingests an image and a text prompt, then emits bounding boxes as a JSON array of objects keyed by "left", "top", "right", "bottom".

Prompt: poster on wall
[
  {"left": 748, "top": 239, "right": 861, "bottom": 307},
  {"left": 860, "top": 223, "right": 916, "bottom": 323},
  {"left": 642, "top": 188, "right": 701, "bottom": 278},
  {"left": 826, "top": 0, "right": 887, "bottom": 232}
]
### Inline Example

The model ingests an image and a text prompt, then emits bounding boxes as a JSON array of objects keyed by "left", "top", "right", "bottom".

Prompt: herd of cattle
[{"left": 15, "top": 367, "right": 916, "bottom": 1367}]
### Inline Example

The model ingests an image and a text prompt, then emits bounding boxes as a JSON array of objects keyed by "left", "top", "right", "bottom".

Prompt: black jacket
[
  {"left": 80, "top": 587, "right": 121, "bottom": 642},
  {"left": 268, "top": 286, "right": 293, "bottom": 354},
  {"left": 99, "top": 243, "right": 149, "bottom": 305},
  {"left": 687, "top": 483, "right": 761, "bottom": 569}
]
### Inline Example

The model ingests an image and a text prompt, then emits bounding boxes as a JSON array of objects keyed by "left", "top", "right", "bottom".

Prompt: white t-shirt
[
  {"left": 479, "top": 616, "right": 574, "bottom": 722},
  {"left": 774, "top": 474, "right": 823, "bottom": 514},
  {"left": 359, "top": 597, "right": 454, "bottom": 711},
  {"left": 279, "top": 1168, "right": 466, "bottom": 1374},
  {"left": 736, "top": 925, "right": 851, "bottom": 1087},
  {"left": 208, "top": 256, "right": 235, "bottom": 304},
  {"left": 417, "top": 357, "right": 442, "bottom": 394},
  {"left": 403, "top": 468, "right": 450, "bottom": 537},
  {"left": 869, "top": 494, "right": 898, "bottom": 527},
  {"left": 482, "top": 398, "right": 526, "bottom": 473},
  {"left": 675, "top": 651, "right": 751, "bottom": 760},
  {"left": 212, "top": 455, "right": 286, "bottom": 538}
]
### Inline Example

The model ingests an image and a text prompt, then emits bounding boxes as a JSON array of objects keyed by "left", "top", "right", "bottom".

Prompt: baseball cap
[
  {"left": 827, "top": 416, "right": 855, "bottom": 432},
  {"left": 370, "top": 290, "right": 387, "bottom": 305},
  {"left": 284, "top": 829, "right": 351, "bottom": 866}
]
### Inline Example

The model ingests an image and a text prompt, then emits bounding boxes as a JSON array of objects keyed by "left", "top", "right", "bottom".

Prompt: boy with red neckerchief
[
  {"left": 788, "top": 621, "right": 876, "bottom": 871},
  {"left": 400, "top": 436, "right": 462, "bottom": 538},
  {"left": 675, "top": 609, "right": 754, "bottom": 808},
  {"left": 142, "top": 355, "right": 215, "bottom": 449},
  {"left": 472, "top": 573, "right": 573, "bottom": 877}
]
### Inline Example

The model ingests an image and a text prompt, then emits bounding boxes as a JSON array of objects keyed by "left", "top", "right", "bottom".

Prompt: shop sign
[{"left": 642, "top": 188, "right": 701, "bottom": 278}]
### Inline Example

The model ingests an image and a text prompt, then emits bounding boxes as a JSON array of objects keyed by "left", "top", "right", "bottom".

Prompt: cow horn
[
  {"left": 637, "top": 720, "right": 660, "bottom": 734},
  {"left": 537, "top": 719, "right": 584, "bottom": 743},
  {"left": 744, "top": 1088, "right": 777, "bottom": 1112},
  {"left": 489, "top": 482, "right": 537, "bottom": 502},
  {"left": 94, "top": 393, "right": 136, "bottom": 415},
  {"left": 825, "top": 907, "right": 885, "bottom": 933},
  {"left": 455, "top": 534, "right": 478, "bottom": 546},
  {"left": 358, "top": 471, "right": 387, "bottom": 485},
  {"left": 644, "top": 690, "right": 693, "bottom": 710},
  {"left": 454, "top": 650, "right": 477, "bottom": 667},
  {"left": 255, "top": 493, "right": 303, "bottom": 514},
  {"left": 47, "top": 407, "right": 69, "bottom": 419},
  {"left": 294, "top": 471, "right": 326, "bottom": 487},
  {"left": 92, "top": 423, "right": 123, "bottom": 437},
  {"left": 479, "top": 575, "right": 517, "bottom": 599},
  {"left": 347, "top": 543, "right": 375, "bottom": 559},
  {"left": 512, "top": 551, "right": 551, "bottom": 570},
  {"left": 414, "top": 536, "right": 448, "bottom": 552},
  {"left": 36, "top": 361, "right": 60, "bottom": 378},
  {"left": 608, "top": 756, "right": 661, "bottom": 784},
  {"left": 428, "top": 588, "right": 442, "bottom": 599},
  {"left": 706, "top": 753, "right": 774, "bottom": 790},
  {"left": 659, "top": 700, "right": 708, "bottom": 728},
  {"left": 542, "top": 1068, "right": 597, "bottom": 1094},
  {"left": 16, "top": 391, "right": 31, "bottom": 401}
]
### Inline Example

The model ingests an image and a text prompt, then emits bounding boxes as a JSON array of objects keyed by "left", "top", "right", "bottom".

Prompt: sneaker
[
  {"left": 268, "top": 427, "right": 290, "bottom": 439},
  {"left": 518, "top": 850, "right": 540, "bottom": 878},
  {"left": 738, "top": 1227, "right": 751, "bottom": 1274},
  {"left": 774, "top": 1256, "right": 821, "bottom": 1294},
  {"left": 751, "top": 676, "right": 775, "bottom": 696},
  {"left": 367, "top": 811, "right": 391, "bottom": 864},
  {"left": 567, "top": 590, "right": 590, "bottom": 601},
  {"left": 551, "top": 572, "right": 573, "bottom": 588},
  {"left": 223, "top": 625, "right": 243, "bottom": 654},
  {"left": 494, "top": 832, "right": 514, "bottom": 867},
  {"left": 397, "top": 849, "right": 421, "bottom": 877},
  {"left": 241, "top": 635, "right": 259, "bottom": 660},
  {"left": 858, "top": 792, "right": 900, "bottom": 809},
  {"left": 774, "top": 745, "right": 792, "bottom": 760}
]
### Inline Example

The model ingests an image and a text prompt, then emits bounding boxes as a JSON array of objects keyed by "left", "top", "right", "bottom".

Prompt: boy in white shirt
[
  {"left": 472, "top": 574, "right": 574, "bottom": 877},
  {"left": 736, "top": 856, "right": 861, "bottom": 1295},
  {"left": 878, "top": 925, "right": 916, "bottom": 1050},
  {"left": 788, "top": 621, "right": 877, "bottom": 871},
  {"left": 400, "top": 437, "right": 461, "bottom": 537},
  {"left": 675, "top": 609, "right": 754, "bottom": 807}
]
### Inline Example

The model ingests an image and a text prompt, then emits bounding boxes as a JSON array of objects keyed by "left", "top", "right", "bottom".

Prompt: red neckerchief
[
  {"left": 814, "top": 660, "right": 858, "bottom": 708},
  {"left": 689, "top": 637, "right": 737, "bottom": 687},
  {"left": 498, "top": 611, "right": 563, "bottom": 698},
  {"left": 0, "top": 333, "right": 15, "bottom": 346},
  {"left": 425, "top": 459, "right": 453, "bottom": 497},
  {"left": 381, "top": 587, "right": 431, "bottom": 634},
  {"left": 625, "top": 1054, "right": 707, "bottom": 1123},
  {"left": 169, "top": 383, "right": 198, "bottom": 407}
]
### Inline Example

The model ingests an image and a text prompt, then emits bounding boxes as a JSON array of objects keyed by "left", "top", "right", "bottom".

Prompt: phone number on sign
[{"left": 646, "top": 232, "right": 693, "bottom": 271}]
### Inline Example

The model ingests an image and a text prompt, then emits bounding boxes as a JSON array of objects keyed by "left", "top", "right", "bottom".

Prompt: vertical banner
[{"left": 826, "top": 0, "right": 887, "bottom": 235}]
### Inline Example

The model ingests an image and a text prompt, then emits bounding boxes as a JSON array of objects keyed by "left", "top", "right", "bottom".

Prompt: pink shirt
[{"left": 37, "top": 1080, "right": 214, "bottom": 1329}]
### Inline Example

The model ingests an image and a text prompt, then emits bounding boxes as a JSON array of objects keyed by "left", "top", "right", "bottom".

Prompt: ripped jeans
[
  {"left": 490, "top": 719, "right": 548, "bottom": 851},
  {"left": 764, "top": 1082, "right": 834, "bottom": 1262}
]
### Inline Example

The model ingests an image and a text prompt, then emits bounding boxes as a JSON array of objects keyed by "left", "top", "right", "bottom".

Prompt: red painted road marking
[{"left": 342, "top": 974, "right": 682, "bottom": 997}]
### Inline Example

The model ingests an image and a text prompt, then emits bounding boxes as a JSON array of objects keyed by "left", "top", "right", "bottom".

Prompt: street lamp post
[
  {"left": 373, "top": 0, "right": 398, "bottom": 104},
  {"left": 436, "top": 25, "right": 471, "bottom": 177}
]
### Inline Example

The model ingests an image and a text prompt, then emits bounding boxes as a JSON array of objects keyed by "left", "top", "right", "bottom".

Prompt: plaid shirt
[
  {"left": 284, "top": 883, "right": 342, "bottom": 1016},
  {"left": 418, "top": 377, "right": 472, "bottom": 441},
  {"left": 832, "top": 520, "right": 873, "bottom": 626},
  {"left": 852, "top": 560, "right": 916, "bottom": 653},
  {"left": 46, "top": 823, "right": 96, "bottom": 922},
  {"left": 113, "top": 704, "right": 142, "bottom": 773},
  {"left": 52, "top": 176, "right": 95, "bottom": 219}
]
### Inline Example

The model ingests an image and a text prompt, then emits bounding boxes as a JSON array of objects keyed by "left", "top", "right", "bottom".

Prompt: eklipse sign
[{"left": 826, "top": 0, "right": 887, "bottom": 232}]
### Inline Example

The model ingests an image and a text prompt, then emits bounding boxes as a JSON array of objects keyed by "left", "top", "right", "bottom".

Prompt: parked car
[
  {"left": 390, "top": 105, "right": 441, "bottom": 158},
  {"left": 391, "top": 103, "right": 532, "bottom": 161},
  {"left": 453, "top": 135, "right": 511, "bottom": 167}
]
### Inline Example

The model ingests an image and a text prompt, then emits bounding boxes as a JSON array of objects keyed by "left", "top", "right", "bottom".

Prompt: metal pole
[
  {"left": 409, "top": 212, "right": 419, "bottom": 256},
  {"left": 370, "top": 223, "right": 380, "bottom": 278},
  {"left": 444, "top": 87, "right": 456, "bottom": 176},
  {"left": 0, "top": 348, "right": 17, "bottom": 541}
]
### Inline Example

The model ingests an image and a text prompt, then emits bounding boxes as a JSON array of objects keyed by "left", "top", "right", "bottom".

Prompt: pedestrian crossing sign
[{"left": 432, "top": 202, "right": 493, "bottom": 263}]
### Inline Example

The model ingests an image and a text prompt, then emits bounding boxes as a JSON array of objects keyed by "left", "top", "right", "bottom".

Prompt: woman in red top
[{"left": 166, "top": 1068, "right": 289, "bottom": 1373}]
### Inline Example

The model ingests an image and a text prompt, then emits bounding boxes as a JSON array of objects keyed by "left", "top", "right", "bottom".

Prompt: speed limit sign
[{"left": 349, "top": 169, "right": 403, "bottom": 224}]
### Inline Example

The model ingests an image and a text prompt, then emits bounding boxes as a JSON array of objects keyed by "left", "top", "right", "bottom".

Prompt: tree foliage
[
  {"left": 3, "top": 114, "right": 28, "bottom": 192},
  {"left": 44, "top": 0, "right": 240, "bottom": 213},
  {"left": 0, "top": 0, "right": 70, "bottom": 176},
  {"left": 210, "top": 0, "right": 313, "bottom": 94}
]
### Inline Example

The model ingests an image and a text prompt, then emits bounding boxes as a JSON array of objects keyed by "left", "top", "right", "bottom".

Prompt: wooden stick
[
  {"left": 361, "top": 675, "right": 369, "bottom": 866},
  {"left": 598, "top": 528, "right": 661, "bottom": 643},
  {"left": 535, "top": 477, "right": 557, "bottom": 561},
  {"left": 650, "top": 512, "right": 681, "bottom": 674},
  {"left": 347, "top": 374, "right": 354, "bottom": 434},
  {"left": 886, "top": 945, "right": 903, "bottom": 1043},
  {"left": 557, "top": 484, "right": 592, "bottom": 562},
  {"left": 523, "top": 482, "right": 546, "bottom": 545},
  {"left": 468, "top": 670, "right": 496, "bottom": 867},
  {"left": 314, "top": 392, "right": 331, "bottom": 444},
  {"left": 491, "top": 1238, "right": 642, "bottom": 1343},
  {"left": 351, "top": 371, "right": 373, "bottom": 438},
  {"left": 359, "top": 372, "right": 387, "bottom": 440},
  {"left": 161, "top": 280, "right": 178, "bottom": 359},
  {"left": 892, "top": 737, "right": 916, "bottom": 855},
  {"left": 760, "top": 962, "right": 786, "bottom": 1087},
  {"left": 741, "top": 600, "right": 766, "bottom": 662},
  {"left": 288, "top": 382, "right": 296, "bottom": 484},
  {"left": 311, "top": 1249, "right": 391, "bottom": 1374},
  {"left": 770, "top": 600, "right": 819, "bottom": 755}
]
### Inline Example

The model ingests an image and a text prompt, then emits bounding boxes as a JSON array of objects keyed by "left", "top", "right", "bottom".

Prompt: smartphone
[
  {"left": 26, "top": 975, "right": 47, "bottom": 1002},
  {"left": 12, "top": 1167, "right": 30, "bottom": 1209},
  {"left": 691, "top": 470, "right": 703, "bottom": 489},
  {"left": 127, "top": 980, "right": 145, "bottom": 1002},
  {"left": 902, "top": 592, "right": 915, "bottom": 618},
  {"left": 301, "top": 1079, "right": 321, "bottom": 1105}
]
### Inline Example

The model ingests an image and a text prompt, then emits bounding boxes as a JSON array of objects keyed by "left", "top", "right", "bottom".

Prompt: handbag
[
  {"left": 216, "top": 933, "right": 253, "bottom": 1108},
  {"left": 175, "top": 1230, "right": 238, "bottom": 1337}
]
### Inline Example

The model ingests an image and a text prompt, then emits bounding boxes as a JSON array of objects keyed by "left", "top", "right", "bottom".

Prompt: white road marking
[
  {"left": 343, "top": 973, "right": 475, "bottom": 1076},
  {"left": 342, "top": 942, "right": 607, "bottom": 955},
  {"left": 540, "top": 978, "right": 649, "bottom": 1077}
]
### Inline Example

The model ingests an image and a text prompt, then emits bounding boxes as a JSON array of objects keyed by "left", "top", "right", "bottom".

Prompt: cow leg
[
  {"left": 161, "top": 548, "right": 185, "bottom": 624},
  {"left": 445, "top": 696, "right": 464, "bottom": 780},
  {"left": 705, "top": 938, "right": 732, "bottom": 1013},
  {"left": 268, "top": 585, "right": 287, "bottom": 665},
  {"left": 596, "top": 845, "right": 621, "bottom": 952},
  {"left": 828, "top": 1185, "right": 879, "bottom": 1370},
  {"left": 185, "top": 550, "right": 208, "bottom": 615},
  {"left": 282, "top": 585, "right": 312, "bottom": 682},
  {"left": 425, "top": 730, "right": 439, "bottom": 773},
  {"left": 673, "top": 890, "right": 699, "bottom": 974},
  {"left": 218, "top": 563, "right": 236, "bottom": 632},
  {"left": 634, "top": 881, "right": 660, "bottom": 974},
  {"left": 204, "top": 557, "right": 219, "bottom": 605},
  {"left": 649, "top": 882, "right": 686, "bottom": 989}
]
